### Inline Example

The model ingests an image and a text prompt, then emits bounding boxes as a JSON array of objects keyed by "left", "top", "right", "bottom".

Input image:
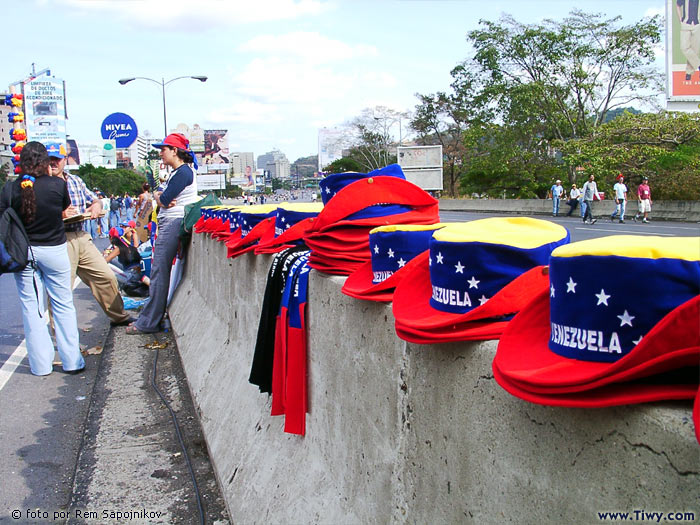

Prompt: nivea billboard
[{"left": 101, "top": 112, "right": 138, "bottom": 148}]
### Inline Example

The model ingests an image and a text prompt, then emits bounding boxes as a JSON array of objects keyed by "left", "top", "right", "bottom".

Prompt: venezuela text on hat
[{"left": 428, "top": 218, "right": 570, "bottom": 314}]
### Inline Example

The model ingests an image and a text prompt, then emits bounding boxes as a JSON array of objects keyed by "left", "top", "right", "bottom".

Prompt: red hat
[
  {"left": 392, "top": 218, "right": 570, "bottom": 343},
  {"left": 342, "top": 224, "right": 445, "bottom": 302},
  {"left": 493, "top": 235, "right": 700, "bottom": 407},
  {"left": 303, "top": 174, "right": 440, "bottom": 275},
  {"left": 224, "top": 204, "right": 278, "bottom": 258},
  {"left": 151, "top": 133, "right": 191, "bottom": 151},
  {"left": 616, "top": 173, "right": 624, "bottom": 180},
  {"left": 254, "top": 203, "right": 323, "bottom": 254}
]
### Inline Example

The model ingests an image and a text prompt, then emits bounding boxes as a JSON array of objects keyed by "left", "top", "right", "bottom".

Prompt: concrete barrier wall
[
  {"left": 439, "top": 198, "right": 700, "bottom": 222},
  {"left": 169, "top": 235, "right": 698, "bottom": 524}
]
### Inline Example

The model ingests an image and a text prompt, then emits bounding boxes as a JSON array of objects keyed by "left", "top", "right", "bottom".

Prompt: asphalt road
[{"left": 0, "top": 211, "right": 696, "bottom": 521}]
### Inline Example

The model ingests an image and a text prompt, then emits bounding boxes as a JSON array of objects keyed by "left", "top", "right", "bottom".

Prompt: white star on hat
[
  {"left": 566, "top": 277, "right": 577, "bottom": 293},
  {"left": 374, "top": 244, "right": 379, "bottom": 254},
  {"left": 325, "top": 186, "right": 330, "bottom": 194},
  {"left": 468, "top": 276, "right": 480, "bottom": 289},
  {"left": 397, "top": 258, "right": 406, "bottom": 268},
  {"left": 436, "top": 252, "right": 444, "bottom": 264},
  {"left": 595, "top": 289, "right": 610, "bottom": 306},
  {"left": 617, "top": 310, "right": 635, "bottom": 327},
  {"left": 550, "top": 285, "right": 555, "bottom": 297},
  {"left": 632, "top": 335, "right": 643, "bottom": 345},
  {"left": 478, "top": 295, "right": 488, "bottom": 305},
  {"left": 388, "top": 248, "right": 395, "bottom": 258},
  {"left": 455, "top": 261, "right": 464, "bottom": 273}
]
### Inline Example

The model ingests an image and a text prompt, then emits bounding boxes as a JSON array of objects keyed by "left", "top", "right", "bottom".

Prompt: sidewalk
[{"left": 66, "top": 323, "right": 229, "bottom": 524}]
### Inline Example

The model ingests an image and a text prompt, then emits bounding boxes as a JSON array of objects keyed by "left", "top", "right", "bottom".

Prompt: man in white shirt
[
  {"left": 581, "top": 174, "right": 602, "bottom": 225},
  {"left": 549, "top": 179, "right": 564, "bottom": 216},
  {"left": 610, "top": 173, "right": 628, "bottom": 223},
  {"left": 565, "top": 183, "right": 582, "bottom": 217}
]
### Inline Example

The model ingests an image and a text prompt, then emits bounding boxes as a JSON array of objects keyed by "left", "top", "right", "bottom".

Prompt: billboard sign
[
  {"left": 397, "top": 145, "right": 443, "bottom": 191},
  {"left": 23, "top": 76, "right": 66, "bottom": 144},
  {"left": 666, "top": 0, "right": 700, "bottom": 101},
  {"left": 101, "top": 112, "right": 138, "bottom": 148},
  {"left": 196, "top": 129, "right": 229, "bottom": 166},
  {"left": 197, "top": 174, "right": 225, "bottom": 190}
]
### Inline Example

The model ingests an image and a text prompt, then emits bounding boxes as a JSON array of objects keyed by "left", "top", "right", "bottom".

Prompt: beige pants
[
  {"left": 65, "top": 230, "right": 130, "bottom": 324},
  {"left": 680, "top": 22, "right": 700, "bottom": 74}
]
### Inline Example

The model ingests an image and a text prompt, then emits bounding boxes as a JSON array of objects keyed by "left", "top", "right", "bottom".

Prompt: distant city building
[
  {"left": 257, "top": 149, "right": 290, "bottom": 179},
  {"left": 0, "top": 98, "right": 13, "bottom": 172},
  {"left": 318, "top": 127, "right": 347, "bottom": 170},
  {"left": 229, "top": 152, "right": 255, "bottom": 175}
]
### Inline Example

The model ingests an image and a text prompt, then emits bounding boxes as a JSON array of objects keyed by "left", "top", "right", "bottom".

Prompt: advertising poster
[
  {"left": 667, "top": 0, "right": 700, "bottom": 100},
  {"left": 196, "top": 129, "right": 229, "bottom": 167},
  {"left": 23, "top": 76, "right": 67, "bottom": 144},
  {"left": 190, "top": 124, "right": 205, "bottom": 152},
  {"left": 66, "top": 139, "right": 80, "bottom": 166}
]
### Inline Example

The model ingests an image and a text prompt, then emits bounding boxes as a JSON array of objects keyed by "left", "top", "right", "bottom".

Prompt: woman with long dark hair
[{"left": 0, "top": 141, "right": 84, "bottom": 375}]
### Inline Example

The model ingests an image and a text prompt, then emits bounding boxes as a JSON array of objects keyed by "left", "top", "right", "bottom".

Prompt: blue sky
[{"left": 13, "top": 0, "right": 664, "bottom": 163}]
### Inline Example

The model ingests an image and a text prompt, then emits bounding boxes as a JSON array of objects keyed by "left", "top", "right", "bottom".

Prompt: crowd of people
[
  {"left": 550, "top": 173, "right": 653, "bottom": 224},
  {"left": 1, "top": 134, "right": 199, "bottom": 375}
]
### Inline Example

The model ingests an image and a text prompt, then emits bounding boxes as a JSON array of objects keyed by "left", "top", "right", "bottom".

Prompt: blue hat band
[
  {"left": 319, "top": 164, "right": 405, "bottom": 205},
  {"left": 240, "top": 211, "right": 275, "bottom": 236},
  {"left": 549, "top": 254, "right": 700, "bottom": 363},
  {"left": 274, "top": 210, "right": 318, "bottom": 237},
  {"left": 369, "top": 229, "right": 434, "bottom": 284},
  {"left": 429, "top": 239, "right": 566, "bottom": 314}
]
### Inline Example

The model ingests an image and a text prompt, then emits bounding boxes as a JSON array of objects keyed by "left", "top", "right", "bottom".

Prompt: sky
[{"left": 12, "top": 0, "right": 665, "bottom": 164}]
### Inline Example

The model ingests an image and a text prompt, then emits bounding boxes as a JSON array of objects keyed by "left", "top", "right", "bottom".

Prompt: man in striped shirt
[{"left": 47, "top": 143, "right": 132, "bottom": 327}]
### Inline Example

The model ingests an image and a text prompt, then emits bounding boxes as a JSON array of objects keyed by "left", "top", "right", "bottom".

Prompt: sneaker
[
  {"left": 632, "top": 216, "right": 638, "bottom": 222},
  {"left": 642, "top": 218, "right": 649, "bottom": 223},
  {"left": 619, "top": 219, "right": 624, "bottom": 223},
  {"left": 591, "top": 218, "right": 597, "bottom": 224}
]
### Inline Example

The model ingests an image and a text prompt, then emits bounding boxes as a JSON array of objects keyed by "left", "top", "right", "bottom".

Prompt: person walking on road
[
  {"left": 565, "top": 183, "right": 582, "bottom": 216},
  {"left": 634, "top": 176, "right": 653, "bottom": 223},
  {"left": 0, "top": 142, "right": 85, "bottom": 375},
  {"left": 127, "top": 133, "right": 199, "bottom": 334},
  {"left": 549, "top": 179, "right": 564, "bottom": 216},
  {"left": 47, "top": 143, "right": 133, "bottom": 327},
  {"left": 610, "top": 173, "right": 628, "bottom": 223},
  {"left": 581, "top": 174, "right": 602, "bottom": 225}
]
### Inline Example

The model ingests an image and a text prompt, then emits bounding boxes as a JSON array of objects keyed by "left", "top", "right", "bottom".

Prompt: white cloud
[
  {"left": 644, "top": 6, "right": 664, "bottom": 18},
  {"left": 59, "top": 0, "right": 332, "bottom": 31},
  {"left": 239, "top": 32, "right": 377, "bottom": 63}
]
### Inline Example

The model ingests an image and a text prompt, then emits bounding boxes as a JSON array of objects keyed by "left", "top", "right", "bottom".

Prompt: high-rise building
[
  {"left": 257, "top": 149, "right": 290, "bottom": 179},
  {"left": 229, "top": 152, "right": 255, "bottom": 175},
  {"left": 0, "top": 99, "right": 13, "bottom": 172}
]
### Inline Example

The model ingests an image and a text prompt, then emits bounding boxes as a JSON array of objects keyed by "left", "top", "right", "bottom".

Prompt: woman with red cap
[{"left": 127, "top": 133, "right": 198, "bottom": 334}]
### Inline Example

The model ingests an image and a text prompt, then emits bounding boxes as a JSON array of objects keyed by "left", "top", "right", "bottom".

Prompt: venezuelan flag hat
[
  {"left": 305, "top": 171, "right": 440, "bottom": 275},
  {"left": 392, "top": 217, "right": 570, "bottom": 343},
  {"left": 342, "top": 224, "right": 445, "bottom": 301},
  {"left": 255, "top": 202, "right": 323, "bottom": 254},
  {"left": 493, "top": 235, "right": 700, "bottom": 402},
  {"left": 225, "top": 204, "right": 278, "bottom": 257}
]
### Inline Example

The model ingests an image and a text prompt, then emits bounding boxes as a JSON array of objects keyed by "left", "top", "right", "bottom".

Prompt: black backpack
[
  {"left": 0, "top": 182, "right": 34, "bottom": 274},
  {"left": 110, "top": 199, "right": 120, "bottom": 212}
]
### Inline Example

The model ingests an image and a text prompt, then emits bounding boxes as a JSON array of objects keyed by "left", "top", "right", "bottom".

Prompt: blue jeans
[
  {"left": 126, "top": 208, "right": 134, "bottom": 221},
  {"left": 83, "top": 219, "right": 98, "bottom": 239},
  {"left": 134, "top": 216, "right": 183, "bottom": 332},
  {"left": 552, "top": 198, "right": 560, "bottom": 215},
  {"left": 14, "top": 243, "right": 84, "bottom": 375},
  {"left": 100, "top": 215, "right": 109, "bottom": 236},
  {"left": 611, "top": 200, "right": 626, "bottom": 220},
  {"left": 109, "top": 211, "right": 120, "bottom": 228}
]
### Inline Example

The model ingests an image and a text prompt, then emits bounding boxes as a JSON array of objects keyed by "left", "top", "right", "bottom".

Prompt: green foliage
[
  {"left": 76, "top": 165, "right": 147, "bottom": 196},
  {"left": 556, "top": 112, "right": 700, "bottom": 200},
  {"left": 323, "top": 157, "right": 364, "bottom": 174},
  {"left": 271, "top": 178, "right": 293, "bottom": 191},
  {"left": 291, "top": 155, "right": 318, "bottom": 178}
]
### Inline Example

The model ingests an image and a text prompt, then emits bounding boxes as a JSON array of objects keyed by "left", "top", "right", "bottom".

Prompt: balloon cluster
[
  {"left": 4, "top": 93, "right": 26, "bottom": 173},
  {"left": 7, "top": 111, "right": 24, "bottom": 123}
]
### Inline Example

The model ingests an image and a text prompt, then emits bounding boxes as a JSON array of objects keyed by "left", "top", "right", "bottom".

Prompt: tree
[
  {"left": 557, "top": 111, "right": 700, "bottom": 200},
  {"left": 76, "top": 165, "right": 147, "bottom": 196},
  {"left": 324, "top": 157, "right": 364, "bottom": 174},
  {"left": 411, "top": 65, "right": 492, "bottom": 197},
  {"left": 339, "top": 106, "right": 405, "bottom": 171},
  {"left": 468, "top": 10, "right": 663, "bottom": 142}
]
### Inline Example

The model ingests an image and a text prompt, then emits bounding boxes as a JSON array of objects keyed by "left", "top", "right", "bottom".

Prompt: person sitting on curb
[
  {"left": 565, "top": 183, "right": 581, "bottom": 217},
  {"left": 103, "top": 227, "right": 149, "bottom": 297}
]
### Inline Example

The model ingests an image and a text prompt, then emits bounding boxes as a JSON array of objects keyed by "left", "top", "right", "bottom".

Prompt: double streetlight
[{"left": 118, "top": 76, "right": 207, "bottom": 138}]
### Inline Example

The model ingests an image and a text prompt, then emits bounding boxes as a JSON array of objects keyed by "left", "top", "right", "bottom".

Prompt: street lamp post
[{"left": 118, "top": 76, "right": 207, "bottom": 138}]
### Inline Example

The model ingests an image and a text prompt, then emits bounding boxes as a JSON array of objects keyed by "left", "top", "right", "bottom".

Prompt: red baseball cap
[{"left": 151, "top": 133, "right": 191, "bottom": 151}]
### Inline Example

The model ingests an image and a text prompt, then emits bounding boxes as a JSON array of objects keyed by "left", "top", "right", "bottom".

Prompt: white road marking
[{"left": 0, "top": 278, "right": 82, "bottom": 391}]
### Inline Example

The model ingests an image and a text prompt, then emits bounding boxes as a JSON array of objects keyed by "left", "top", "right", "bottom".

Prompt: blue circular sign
[{"left": 100, "top": 112, "right": 138, "bottom": 148}]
